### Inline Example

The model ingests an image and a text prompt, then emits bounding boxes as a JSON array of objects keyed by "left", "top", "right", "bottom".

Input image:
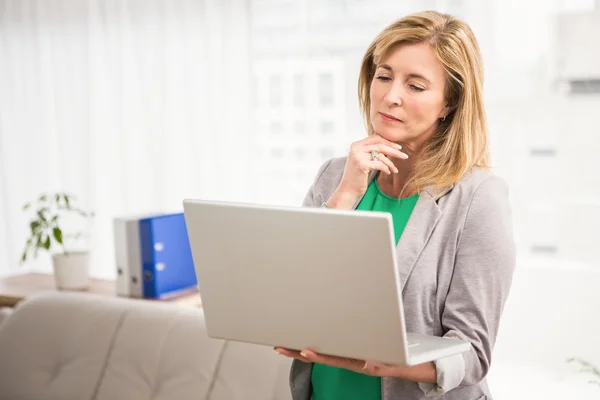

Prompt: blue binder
[{"left": 138, "top": 213, "right": 198, "bottom": 298}]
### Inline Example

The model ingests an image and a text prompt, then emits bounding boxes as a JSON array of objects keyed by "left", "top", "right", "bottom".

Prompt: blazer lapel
[
  {"left": 351, "top": 170, "right": 447, "bottom": 291},
  {"left": 395, "top": 189, "right": 443, "bottom": 291}
]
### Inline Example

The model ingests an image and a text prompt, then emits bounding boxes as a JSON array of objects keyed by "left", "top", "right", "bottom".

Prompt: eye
[
  {"left": 409, "top": 84, "right": 425, "bottom": 92},
  {"left": 376, "top": 76, "right": 392, "bottom": 82}
]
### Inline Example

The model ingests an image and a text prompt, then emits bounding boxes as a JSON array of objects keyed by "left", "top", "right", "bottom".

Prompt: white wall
[{"left": 489, "top": 261, "right": 600, "bottom": 399}]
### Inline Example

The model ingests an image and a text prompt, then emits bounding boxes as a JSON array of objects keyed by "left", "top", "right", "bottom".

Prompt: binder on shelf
[
  {"left": 113, "top": 215, "right": 149, "bottom": 298},
  {"left": 113, "top": 212, "right": 198, "bottom": 299}
]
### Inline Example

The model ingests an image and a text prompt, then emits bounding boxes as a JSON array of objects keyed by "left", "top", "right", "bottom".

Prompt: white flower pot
[{"left": 51, "top": 251, "right": 90, "bottom": 290}]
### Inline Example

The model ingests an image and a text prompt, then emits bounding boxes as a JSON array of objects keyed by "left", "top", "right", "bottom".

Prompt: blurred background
[{"left": 1, "top": 0, "right": 599, "bottom": 398}]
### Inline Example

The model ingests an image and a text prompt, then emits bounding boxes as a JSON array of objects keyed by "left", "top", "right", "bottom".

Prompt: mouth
[{"left": 379, "top": 112, "right": 402, "bottom": 123}]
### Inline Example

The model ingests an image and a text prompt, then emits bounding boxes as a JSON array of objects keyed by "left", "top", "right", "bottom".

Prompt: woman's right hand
[{"left": 327, "top": 134, "right": 408, "bottom": 209}]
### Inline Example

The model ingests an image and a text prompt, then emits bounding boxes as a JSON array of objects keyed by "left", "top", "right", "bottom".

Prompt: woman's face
[{"left": 369, "top": 42, "right": 449, "bottom": 152}]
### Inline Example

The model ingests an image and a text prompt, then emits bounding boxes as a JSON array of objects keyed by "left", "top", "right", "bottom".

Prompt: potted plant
[
  {"left": 567, "top": 357, "right": 600, "bottom": 389},
  {"left": 21, "top": 192, "right": 95, "bottom": 290}
]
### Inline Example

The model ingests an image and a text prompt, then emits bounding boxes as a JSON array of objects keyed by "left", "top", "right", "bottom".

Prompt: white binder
[{"left": 112, "top": 213, "right": 164, "bottom": 297}]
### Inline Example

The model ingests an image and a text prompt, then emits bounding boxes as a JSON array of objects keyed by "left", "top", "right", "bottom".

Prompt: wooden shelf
[{"left": 0, "top": 273, "right": 201, "bottom": 308}]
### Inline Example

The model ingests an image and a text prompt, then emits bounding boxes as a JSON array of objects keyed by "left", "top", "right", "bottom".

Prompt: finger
[
  {"left": 274, "top": 347, "right": 310, "bottom": 363},
  {"left": 300, "top": 349, "right": 362, "bottom": 370},
  {"left": 365, "top": 160, "right": 392, "bottom": 175},
  {"left": 372, "top": 133, "right": 403, "bottom": 150},
  {"left": 363, "top": 143, "right": 408, "bottom": 160},
  {"left": 368, "top": 134, "right": 404, "bottom": 150},
  {"left": 371, "top": 152, "right": 398, "bottom": 174},
  {"left": 279, "top": 352, "right": 309, "bottom": 363},
  {"left": 274, "top": 347, "right": 301, "bottom": 357},
  {"left": 298, "top": 349, "right": 319, "bottom": 360},
  {"left": 362, "top": 361, "right": 384, "bottom": 376},
  {"left": 350, "top": 144, "right": 391, "bottom": 174}
]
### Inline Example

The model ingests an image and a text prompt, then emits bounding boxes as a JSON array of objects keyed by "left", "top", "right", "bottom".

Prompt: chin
[{"left": 372, "top": 124, "right": 406, "bottom": 143}]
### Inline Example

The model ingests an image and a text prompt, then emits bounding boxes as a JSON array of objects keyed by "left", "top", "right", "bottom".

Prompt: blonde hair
[{"left": 358, "top": 10, "right": 488, "bottom": 193}]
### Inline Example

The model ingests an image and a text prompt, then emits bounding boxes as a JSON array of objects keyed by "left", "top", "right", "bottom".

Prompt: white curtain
[{"left": 0, "top": 0, "right": 252, "bottom": 278}]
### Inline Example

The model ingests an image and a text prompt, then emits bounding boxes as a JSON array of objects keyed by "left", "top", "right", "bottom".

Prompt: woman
[{"left": 275, "top": 10, "right": 516, "bottom": 400}]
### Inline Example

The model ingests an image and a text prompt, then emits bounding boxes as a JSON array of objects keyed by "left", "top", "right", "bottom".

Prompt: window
[
  {"left": 320, "top": 147, "right": 334, "bottom": 159},
  {"left": 295, "top": 148, "right": 307, "bottom": 160},
  {"left": 294, "top": 121, "right": 306, "bottom": 134},
  {"left": 318, "top": 73, "right": 334, "bottom": 106},
  {"left": 270, "top": 121, "right": 283, "bottom": 135},
  {"left": 293, "top": 74, "right": 304, "bottom": 107},
  {"left": 269, "top": 74, "right": 283, "bottom": 107},
  {"left": 270, "top": 148, "right": 284, "bottom": 158},
  {"left": 530, "top": 244, "right": 558, "bottom": 255},
  {"left": 530, "top": 147, "right": 557, "bottom": 156},
  {"left": 320, "top": 121, "right": 334, "bottom": 135}
]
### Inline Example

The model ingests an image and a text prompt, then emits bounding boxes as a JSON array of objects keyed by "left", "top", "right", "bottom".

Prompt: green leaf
[
  {"left": 64, "top": 194, "right": 71, "bottom": 208},
  {"left": 43, "top": 236, "right": 51, "bottom": 250},
  {"left": 37, "top": 209, "right": 47, "bottom": 223},
  {"left": 53, "top": 227, "right": 63, "bottom": 244},
  {"left": 23, "top": 203, "right": 31, "bottom": 211},
  {"left": 39, "top": 194, "right": 47, "bottom": 202},
  {"left": 30, "top": 220, "right": 41, "bottom": 233},
  {"left": 21, "top": 251, "right": 27, "bottom": 263}
]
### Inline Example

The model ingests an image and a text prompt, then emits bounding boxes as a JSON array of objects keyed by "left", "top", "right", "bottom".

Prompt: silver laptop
[{"left": 182, "top": 199, "right": 471, "bottom": 366}]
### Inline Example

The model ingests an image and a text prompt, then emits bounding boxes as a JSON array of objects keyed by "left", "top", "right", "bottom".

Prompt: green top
[{"left": 311, "top": 179, "right": 419, "bottom": 400}]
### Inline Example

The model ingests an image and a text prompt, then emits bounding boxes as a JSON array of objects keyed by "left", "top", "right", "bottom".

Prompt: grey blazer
[{"left": 289, "top": 157, "right": 516, "bottom": 400}]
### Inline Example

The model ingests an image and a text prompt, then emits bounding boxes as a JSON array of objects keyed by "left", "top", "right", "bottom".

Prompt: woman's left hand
[{"left": 274, "top": 347, "right": 395, "bottom": 377}]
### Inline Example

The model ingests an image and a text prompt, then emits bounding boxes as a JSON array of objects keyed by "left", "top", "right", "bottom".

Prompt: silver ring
[{"left": 371, "top": 150, "right": 379, "bottom": 161}]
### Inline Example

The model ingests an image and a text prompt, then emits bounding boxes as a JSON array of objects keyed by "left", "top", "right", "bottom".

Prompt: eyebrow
[{"left": 377, "top": 64, "right": 432, "bottom": 85}]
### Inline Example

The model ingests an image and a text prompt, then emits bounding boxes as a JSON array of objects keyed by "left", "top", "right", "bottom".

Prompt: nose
[{"left": 383, "top": 80, "right": 403, "bottom": 106}]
